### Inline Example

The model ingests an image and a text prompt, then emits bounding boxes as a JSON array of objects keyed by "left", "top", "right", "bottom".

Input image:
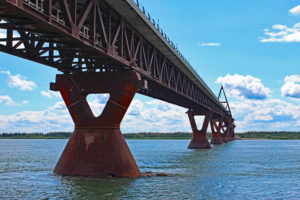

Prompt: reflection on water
[{"left": 0, "top": 139, "right": 300, "bottom": 199}]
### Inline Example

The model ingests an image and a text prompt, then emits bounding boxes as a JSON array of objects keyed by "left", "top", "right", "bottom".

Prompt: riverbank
[
  {"left": 1, "top": 132, "right": 300, "bottom": 140},
  {"left": 236, "top": 132, "right": 300, "bottom": 140},
  {"left": 0, "top": 132, "right": 193, "bottom": 140}
]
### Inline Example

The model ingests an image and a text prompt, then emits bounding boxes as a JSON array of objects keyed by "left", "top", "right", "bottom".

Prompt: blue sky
[{"left": 0, "top": 0, "right": 300, "bottom": 132}]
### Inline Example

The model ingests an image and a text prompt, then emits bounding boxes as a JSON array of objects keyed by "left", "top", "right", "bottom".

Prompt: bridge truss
[{"left": 0, "top": 0, "right": 235, "bottom": 177}]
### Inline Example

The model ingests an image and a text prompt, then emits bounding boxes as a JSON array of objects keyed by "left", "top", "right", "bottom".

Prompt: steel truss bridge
[{"left": 0, "top": 0, "right": 235, "bottom": 177}]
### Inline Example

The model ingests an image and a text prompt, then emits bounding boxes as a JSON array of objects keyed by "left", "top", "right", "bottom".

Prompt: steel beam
[{"left": 0, "top": 0, "right": 229, "bottom": 118}]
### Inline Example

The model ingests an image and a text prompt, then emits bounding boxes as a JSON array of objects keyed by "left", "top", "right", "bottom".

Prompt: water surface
[{"left": 0, "top": 139, "right": 300, "bottom": 199}]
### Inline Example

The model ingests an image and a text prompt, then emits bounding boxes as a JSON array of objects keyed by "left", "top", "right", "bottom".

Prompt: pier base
[
  {"left": 221, "top": 135, "right": 229, "bottom": 143},
  {"left": 188, "top": 134, "right": 211, "bottom": 149},
  {"left": 210, "top": 136, "right": 223, "bottom": 145},
  {"left": 54, "top": 128, "right": 140, "bottom": 177}
]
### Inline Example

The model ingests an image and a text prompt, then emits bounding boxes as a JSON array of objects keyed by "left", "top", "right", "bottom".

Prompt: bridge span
[{"left": 0, "top": 0, "right": 235, "bottom": 177}]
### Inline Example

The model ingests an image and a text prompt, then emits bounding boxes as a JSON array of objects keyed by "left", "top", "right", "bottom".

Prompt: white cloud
[
  {"left": 0, "top": 95, "right": 17, "bottom": 106},
  {"left": 123, "top": 99, "right": 190, "bottom": 132},
  {"left": 0, "top": 95, "right": 28, "bottom": 106},
  {"left": 49, "top": 101, "right": 67, "bottom": 111},
  {"left": 0, "top": 70, "right": 37, "bottom": 91},
  {"left": 21, "top": 100, "right": 29, "bottom": 105},
  {"left": 41, "top": 90, "right": 60, "bottom": 98},
  {"left": 281, "top": 74, "right": 300, "bottom": 99},
  {"left": 260, "top": 23, "right": 300, "bottom": 42},
  {"left": 289, "top": 5, "right": 300, "bottom": 16},
  {"left": 253, "top": 115, "right": 273, "bottom": 121},
  {"left": 260, "top": 5, "right": 300, "bottom": 43},
  {"left": 0, "top": 109, "right": 73, "bottom": 133},
  {"left": 231, "top": 98, "right": 300, "bottom": 132},
  {"left": 197, "top": 42, "right": 221, "bottom": 47},
  {"left": 216, "top": 74, "right": 271, "bottom": 100}
]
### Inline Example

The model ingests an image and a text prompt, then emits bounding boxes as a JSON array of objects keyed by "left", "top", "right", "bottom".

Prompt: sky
[{"left": 0, "top": 0, "right": 300, "bottom": 133}]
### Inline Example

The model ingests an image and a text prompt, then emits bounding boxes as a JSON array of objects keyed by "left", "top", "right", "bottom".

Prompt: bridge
[{"left": 0, "top": 0, "right": 235, "bottom": 177}]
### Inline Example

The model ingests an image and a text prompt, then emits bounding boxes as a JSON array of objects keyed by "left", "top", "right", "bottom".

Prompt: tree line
[
  {"left": 0, "top": 131, "right": 300, "bottom": 139},
  {"left": 236, "top": 131, "right": 300, "bottom": 140}
]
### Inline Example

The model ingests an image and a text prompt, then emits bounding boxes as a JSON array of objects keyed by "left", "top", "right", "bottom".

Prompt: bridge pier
[
  {"left": 187, "top": 110, "right": 211, "bottom": 149},
  {"left": 224, "top": 119, "right": 234, "bottom": 141},
  {"left": 227, "top": 122, "right": 236, "bottom": 141},
  {"left": 220, "top": 121, "right": 229, "bottom": 143},
  {"left": 221, "top": 135, "right": 229, "bottom": 143},
  {"left": 50, "top": 71, "right": 146, "bottom": 177},
  {"left": 210, "top": 119, "right": 223, "bottom": 145}
]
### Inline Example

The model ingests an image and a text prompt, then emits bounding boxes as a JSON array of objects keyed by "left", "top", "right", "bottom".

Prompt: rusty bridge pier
[
  {"left": 187, "top": 110, "right": 212, "bottom": 149},
  {"left": 50, "top": 71, "right": 146, "bottom": 177},
  {"left": 227, "top": 121, "right": 236, "bottom": 141},
  {"left": 220, "top": 121, "right": 229, "bottom": 143},
  {"left": 210, "top": 119, "right": 223, "bottom": 145}
]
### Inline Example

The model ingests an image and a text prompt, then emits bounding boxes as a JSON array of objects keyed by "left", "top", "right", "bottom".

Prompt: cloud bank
[
  {"left": 1, "top": 70, "right": 37, "bottom": 91},
  {"left": 260, "top": 23, "right": 300, "bottom": 43},
  {"left": 281, "top": 75, "right": 300, "bottom": 99},
  {"left": 0, "top": 95, "right": 17, "bottom": 106},
  {"left": 231, "top": 98, "right": 300, "bottom": 131},
  {"left": 260, "top": 5, "right": 300, "bottom": 43},
  {"left": 0, "top": 95, "right": 190, "bottom": 133},
  {"left": 289, "top": 5, "right": 300, "bottom": 16},
  {"left": 216, "top": 74, "right": 271, "bottom": 100},
  {"left": 0, "top": 95, "right": 28, "bottom": 106},
  {"left": 1, "top": 72, "right": 300, "bottom": 133},
  {"left": 216, "top": 74, "right": 300, "bottom": 131},
  {"left": 41, "top": 90, "right": 60, "bottom": 98}
]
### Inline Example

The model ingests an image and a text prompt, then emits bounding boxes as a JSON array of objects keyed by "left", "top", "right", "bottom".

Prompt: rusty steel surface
[
  {"left": 186, "top": 109, "right": 235, "bottom": 149},
  {"left": 54, "top": 128, "right": 141, "bottom": 177},
  {"left": 0, "top": 0, "right": 230, "bottom": 119},
  {"left": 51, "top": 71, "right": 144, "bottom": 177},
  {"left": 187, "top": 110, "right": 211, "bottom": 149},
  {"left": 210, "top": 119, "right": 224, "bottom": 145}
]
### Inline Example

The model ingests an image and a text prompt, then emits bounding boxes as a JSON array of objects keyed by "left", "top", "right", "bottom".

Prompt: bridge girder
[{"left": 0, "top": 0, "right": 229, "bottom": 118}]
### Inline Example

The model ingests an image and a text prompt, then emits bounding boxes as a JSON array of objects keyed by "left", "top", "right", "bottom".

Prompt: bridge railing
[
  {"left": 24, "top": 0, "right": 104, "bottom": 47},
  {"left": 132, "top": 1, "right": 191, "bottom": 65},
  {"left": 24, "top": 0, "right": 43, "bottom": 12}
]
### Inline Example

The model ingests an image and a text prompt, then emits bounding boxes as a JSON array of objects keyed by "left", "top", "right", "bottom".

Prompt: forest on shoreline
[{"left": 0, "top": 131, "right": 300, "bottom": 140}]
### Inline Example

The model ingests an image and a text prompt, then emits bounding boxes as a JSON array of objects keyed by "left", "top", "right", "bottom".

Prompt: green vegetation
[
  {"left": 123, "top": 132, "right": 193, "bottom": 139},
  {"left": 236, "top": 132, "right": 300, "bottom": 140},
  {"left": 0, "top": 132, "right": 71, "bottom": 139},
  {"left": 0, "top": 132, "right": 194, "bottom": 139},
  {"left": 0, "top": 131, "right": 300, "bottom": 140}
]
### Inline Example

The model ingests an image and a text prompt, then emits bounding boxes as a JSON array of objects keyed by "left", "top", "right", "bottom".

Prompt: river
[{"left": 0, "top": 139, "right": 300, "bottom": 199}]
